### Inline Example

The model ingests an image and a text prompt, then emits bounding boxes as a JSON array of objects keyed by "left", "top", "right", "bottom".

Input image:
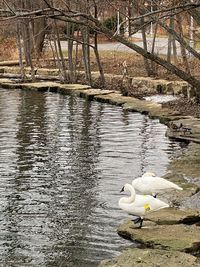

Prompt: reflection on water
[{"left": 0, "top": 89, "right": 186, "bottom": 266}]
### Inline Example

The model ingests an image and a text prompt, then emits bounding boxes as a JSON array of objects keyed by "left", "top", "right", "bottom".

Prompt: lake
[{"left": 0, "top": 89, "right": 185, "bottom": 266}]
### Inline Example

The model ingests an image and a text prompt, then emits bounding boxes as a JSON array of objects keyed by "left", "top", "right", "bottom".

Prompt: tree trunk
[
  {"left": 74, "top": 29, "right": 80, "bottom": 79},
  {"left": 14, "top": 0, "right": 47, "bottom": 57},
  {"left": 52, "top": 25, "right": 64, "bottom": 80},
  {"left": 16, "top": 21, "right": 26, "bottom": 81},
  {"left": 176, "top": 14, "right": 190, "bottom": 74},
  {"left": 93, "top": 32, "right": 105, "bottom": 88},
  {"left": 150, "top": 20, "right": 159, "bottom": 74},
  {"left": 92, "top": 0, "right": 105, "bottom": 88},
  {"left": 171, "top": 16, "right": 178, "bottom": 65},
  {"left": 67, "top": 22, "right": 76, "bottom": 83},
  {"left": 81, "top": 25, "right": 92, "bottom": 86},
  {"left": 24, "top": 19, "right": 35, "bottom": 81},
  {"left": 53, "top": 20, "right": 68, "bottom": 82},
  {"left": 167, "top": 16, "right": 173, "bottom": 64},
  {"left": 80, "top": 1, "right": 92, "bottom": 86},
  {"left": 141, "top": 17, "right": 154, "bottom": 76},
  {"left": 33, "top": 17, "right": 46, "bottom": 55}
]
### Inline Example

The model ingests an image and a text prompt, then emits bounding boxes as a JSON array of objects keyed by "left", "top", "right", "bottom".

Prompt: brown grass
[
  {"left": 0, "top": 38, "right": 18, "bottom": 60},
  {"left": 90, "top": 50, "right": 200, "bottom": 81},
  {"left": 1, "top": 37, "right": 200, "bottom": 82}
]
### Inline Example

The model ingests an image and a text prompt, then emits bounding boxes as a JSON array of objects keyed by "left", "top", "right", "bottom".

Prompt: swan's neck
[{"left": 119, "top": 184, "right": 136, "bottom": 204}]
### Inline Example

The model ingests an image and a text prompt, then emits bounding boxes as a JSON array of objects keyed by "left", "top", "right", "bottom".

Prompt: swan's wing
[
  {"left": 147, "top": 197, "right": 169, "bottom": 211},
  {"left": 135, "top": 195, "right": 169, "bottom": 214},
  {"left": 142, "top": 176, "right": 183, "bottom": 191},
  {"left": 132, "top": 178, "right": 152, "bottom": 194},
  {"left": 119, "top": 201, "right": 146, "bottom": 217},
  {"left": 133, "top": 176, "right": 183, "bottom": 194},
  {"left": 129, "top": 195, "right": 169, "bottom": 215},
  {"left": 134, "top": 194, "right": 154, "bottom": 206},
  {"left": 120, "top": 194, "right": 169, "bottom": 217}
]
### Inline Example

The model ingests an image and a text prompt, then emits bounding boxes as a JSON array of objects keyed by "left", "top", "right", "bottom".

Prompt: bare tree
[{"left": 0, "top": 0, "right": 200, "bottom": 98}]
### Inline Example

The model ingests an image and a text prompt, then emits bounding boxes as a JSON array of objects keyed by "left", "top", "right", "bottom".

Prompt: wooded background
[{"left": 0, "top": 0, "right": 200, "bottom": 98}]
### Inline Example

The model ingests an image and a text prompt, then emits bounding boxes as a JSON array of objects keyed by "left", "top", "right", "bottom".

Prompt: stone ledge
[
  {"left": 117, "top": 218, "right": 200, "bottom": 253},
  {"left": 145, "top": 208, "right": 200, "bottom": 225},
  {"left": 79, "top": 89, "right": 115, "bottom": 100},
  {"left": 99, "top": 248, "right": 200, "bottom": 267},
  {"left": 0, "top": 66, "right": 191, "bottom": 96}
]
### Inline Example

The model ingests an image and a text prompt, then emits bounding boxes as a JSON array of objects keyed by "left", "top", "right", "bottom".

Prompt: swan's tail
[
  {"left": 176, "top": 185, "right": 183, "bottom": 190},
  {"left": 170, "top": 182, "right": 183, "bottom": 191}
]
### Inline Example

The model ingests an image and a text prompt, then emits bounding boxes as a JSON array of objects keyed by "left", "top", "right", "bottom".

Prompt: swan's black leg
[
  {"left": 132, "top": 217, "right": 141, "bottom": 224},
  {"left": 152, "top": 193, "right": 157, "bottom": 198},
  {"left": 139, "top": 218, "right": 144, "bottom": 228},
  {"left": 132, "top": 217, "right": 144, "bottom": 228}
]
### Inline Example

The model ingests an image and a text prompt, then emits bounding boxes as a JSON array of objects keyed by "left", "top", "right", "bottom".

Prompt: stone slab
[
  {"left": 20, "top": 82, "right": 59, "bottom": 92},
  {"left": 99, "top": 248, "right": 200, "bottom": 267},
  {"left": 145, "top": 208, "right": 200, "bottom": 225},
  {"left": 59, "top": 84, "right": 91, "bottom": 90},
  {"left": 94, "top": 92, "right": 134, "bottom": 106},
  {"left": 0, "top": 78, "right": 14, "bottom": 83},
  {"left": 118, "top": 219, "right": 200, "bottom": 253},
  {"left": 57, "top": 84, "right": 91, "bottom": 95},
  {"left": 79, "top": 89, "right": 115, "bottom": 100},
  {"left": 168, "top": 142, "right": 200, "bottom": 182},
  {"left": 166, "top": 118, "right": 200, "bottom": 144}
]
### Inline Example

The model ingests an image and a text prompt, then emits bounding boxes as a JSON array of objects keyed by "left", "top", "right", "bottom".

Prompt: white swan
[
  {"left": 119, "top": 183, "right": 169, "bottom": 228},
  {"left": 132, "top": 172, "right": 183, "bottom": 197}
]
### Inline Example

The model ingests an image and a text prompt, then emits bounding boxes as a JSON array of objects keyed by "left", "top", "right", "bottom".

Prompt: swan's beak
[{"left": 120, "top": 186, "right": 124, "bottom": 193}]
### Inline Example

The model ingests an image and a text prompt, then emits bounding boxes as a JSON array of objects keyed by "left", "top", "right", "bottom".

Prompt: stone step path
[{"left": 0, "top": 78, "right": 199, "bottom": 144}]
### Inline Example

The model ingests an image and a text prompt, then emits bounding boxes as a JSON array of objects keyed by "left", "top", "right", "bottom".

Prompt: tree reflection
[{"left": 0, "top": 90, "right": 185, "bottom": 266}]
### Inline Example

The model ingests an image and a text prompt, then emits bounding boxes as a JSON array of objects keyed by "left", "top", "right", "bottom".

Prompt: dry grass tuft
[{"left": 0, "top": 38, "right": 18, "bottom": 60}]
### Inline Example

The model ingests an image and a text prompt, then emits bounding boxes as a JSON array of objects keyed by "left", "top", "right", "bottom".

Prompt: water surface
[{"left": 0, "top": 89, "right": 185, "bottom": 266}]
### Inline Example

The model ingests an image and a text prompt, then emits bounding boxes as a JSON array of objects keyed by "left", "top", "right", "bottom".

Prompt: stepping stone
[{"left": 118, "top": 219, "right": 200, "bottom": 253}]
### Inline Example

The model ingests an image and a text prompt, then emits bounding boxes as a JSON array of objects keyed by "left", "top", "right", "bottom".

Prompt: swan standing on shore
[
  {"left": 132, "top": 172, "right": 183, "bottom": 198},
  {"left": 119, "top": 183, "right": 169, "bottom": 228}
]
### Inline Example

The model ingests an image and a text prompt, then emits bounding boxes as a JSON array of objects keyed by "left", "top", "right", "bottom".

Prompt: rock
[
  {"left": 0, "top": 67, "right": 192, "bottom": 98},
  {"left": 166, "top": 118, "right": 200, "bottom": 144},
  {"left": 180, "top": 191, "right": 200, "bottom": 211},
  {"left": 145, "top": 208, "right": 200, "bottom": 225},
  {"left": 118, "top": 219, "right": 200, "bottom": 254},
  {"left": 79, "top": 89, "right": 115, "bottom": 100},
  {"left": 0, "top": 78, "right": 14, "bottom": 83},
  {"left": 168, "top": 143, "right": 200, "bottom": 182},
  {"left": 99, "top": 248, "right": 200, "bottom": 267},
  {"left": 20, "top": 82, "right": 59, "bottom": 92},
  {"left": 59, "top": 84, "right": 91, "bottom": 90},
  {"left": 123, "top": 100, "right": 182, "bottom": 121},
  {"left": 58, "top": 84, "right": 90, "bottom": 95},
  {"left": 94, "top": 92, "right": 134, "bottom": 106}
]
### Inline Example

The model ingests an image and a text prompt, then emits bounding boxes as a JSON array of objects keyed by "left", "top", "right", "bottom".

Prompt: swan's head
[
  {"left": 120, "top": 183, "right": 133, "bottom": 193},
  {"left": 120, "top": 186, "right": 125, "bottom": 193}
]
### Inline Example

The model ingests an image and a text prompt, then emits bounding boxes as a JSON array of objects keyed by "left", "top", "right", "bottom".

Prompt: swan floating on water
[
  {"left": 132, "top": 172, "right": 183, "bottom": 198},
  {"left": 119, "top": 183, "right": 169, "bottom": 228}
]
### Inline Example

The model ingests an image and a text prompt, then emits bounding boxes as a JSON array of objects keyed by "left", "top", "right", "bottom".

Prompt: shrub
[{"left": 102, "top": 15, "right": 124, "bottom": 34}]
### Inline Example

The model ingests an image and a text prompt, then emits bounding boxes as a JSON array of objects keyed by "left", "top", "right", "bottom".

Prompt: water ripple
[{"left": 0, "top": 89, "right": 186, "bottom": 266}]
